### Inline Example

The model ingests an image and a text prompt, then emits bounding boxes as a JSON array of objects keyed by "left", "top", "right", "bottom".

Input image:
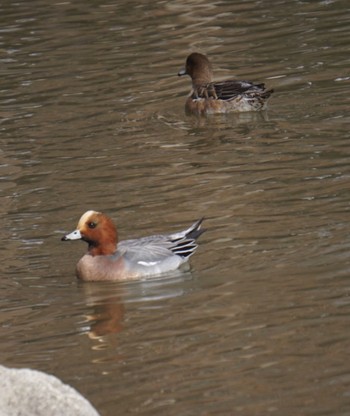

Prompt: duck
[
  {"left": 178, "top": 52, "right": 273, "bottom": 115},
  {"left": 61, "top": 210, "right": 205, "bottom": 281}
]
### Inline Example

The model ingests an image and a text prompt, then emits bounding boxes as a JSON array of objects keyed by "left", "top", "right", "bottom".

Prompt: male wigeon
[
  {"left": 62, "top": 210, "right": 205, "bottom": 281},
  {"left": 178, "top": 52, "right": 273, "bottom": 115}
]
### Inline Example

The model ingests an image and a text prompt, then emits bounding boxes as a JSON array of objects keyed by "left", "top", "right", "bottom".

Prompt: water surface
[{"left": 1, "top": 0, "right": 350, "bottom": 415}]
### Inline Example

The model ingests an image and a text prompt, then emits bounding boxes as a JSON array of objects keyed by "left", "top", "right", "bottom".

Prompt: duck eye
[{"left": 88, "top": 222, "right": 97, "bottom": 229}]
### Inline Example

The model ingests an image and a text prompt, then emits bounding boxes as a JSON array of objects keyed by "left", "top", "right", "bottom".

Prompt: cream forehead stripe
[{"left": 77, "top": 210, "right": 101, "bottom": 228}]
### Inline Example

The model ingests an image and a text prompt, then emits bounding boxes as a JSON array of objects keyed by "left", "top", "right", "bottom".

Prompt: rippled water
[{"left": 1, "top": 0, "right": 350, "bottom": 415}]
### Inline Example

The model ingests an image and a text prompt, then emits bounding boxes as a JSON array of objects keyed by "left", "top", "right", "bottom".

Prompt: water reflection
[
  {"left": 79, "top": 272, "right": 193, "bottom": 339},
  {"left": 80, "top": 283, "right": 125, "bottom": 340}
]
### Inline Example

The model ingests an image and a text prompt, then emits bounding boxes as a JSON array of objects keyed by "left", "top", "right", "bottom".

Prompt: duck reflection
[
  {"left": 79, "top": 271, "right": 193, "bottom": 339},
  {"left": 80, "top": 282, "right": 125, "bottom": 339}
]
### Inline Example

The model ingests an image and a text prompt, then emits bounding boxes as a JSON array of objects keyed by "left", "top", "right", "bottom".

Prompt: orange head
[{"left": 62, "top": 210, "right": 118, "bottom": 256}]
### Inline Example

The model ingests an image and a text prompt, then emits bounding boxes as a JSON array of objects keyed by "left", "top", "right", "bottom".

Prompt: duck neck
[
  {"left": 192, "top": 66, "right": 213, "bottom": 87},
  {"left": 88, "top": 241, "right": 116, "bottom": 256},
  {"left": 86, "top": 228, "right": 118, "bottom": 256}
]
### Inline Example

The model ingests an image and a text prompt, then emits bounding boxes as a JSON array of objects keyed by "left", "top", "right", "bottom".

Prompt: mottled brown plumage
[{"left": 178, "top": 52, "right": 273, "bottom": 115}]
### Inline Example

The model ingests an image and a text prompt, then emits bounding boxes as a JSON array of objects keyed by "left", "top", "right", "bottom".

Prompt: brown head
[
  {"left": 178, "top": 53, "right": 213, "bottom": 85},
  {"left": 62, "top": 210, "right": 118, "bottom": 256}
]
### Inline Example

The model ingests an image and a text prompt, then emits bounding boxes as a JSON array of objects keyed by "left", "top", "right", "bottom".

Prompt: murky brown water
[{"left": 1, "top": 0, "right": 350, "bottom": 414}]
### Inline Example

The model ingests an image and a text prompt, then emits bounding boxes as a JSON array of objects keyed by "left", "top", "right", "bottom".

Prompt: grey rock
[{"left": 0, "top": 365, "right": 100, "bottom": 416}]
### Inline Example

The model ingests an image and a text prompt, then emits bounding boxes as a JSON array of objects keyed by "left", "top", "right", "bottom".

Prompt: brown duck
[{"left": 178, "top": 52, "right": 273, "bottom": 115}]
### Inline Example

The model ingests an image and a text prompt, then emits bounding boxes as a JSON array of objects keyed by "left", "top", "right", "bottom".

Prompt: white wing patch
[{"left": 137, "top": 261, "right": 160, "bottom": 267}]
